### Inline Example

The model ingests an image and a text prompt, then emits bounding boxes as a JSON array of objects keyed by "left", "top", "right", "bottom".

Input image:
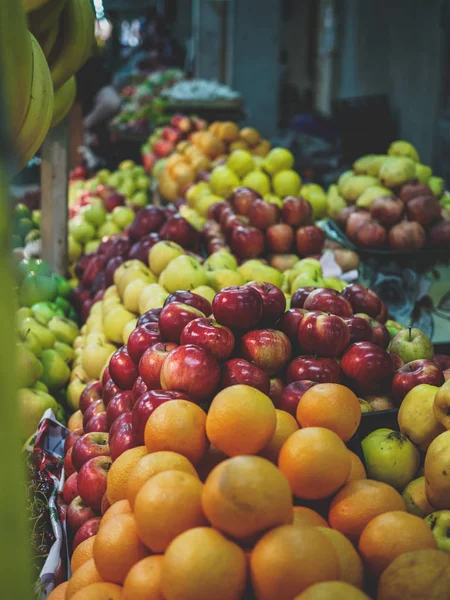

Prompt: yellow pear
[
  {"left": 123, "top": 278, "right": 153, "bottom": 313},
  {"left": 149, "top": 241, "right": 184, "bottom": 276},
  {"left": 103, "top": 305, "right": 135, "bottom": 344},
  {"left": 138, "top": 283, "right": 168, "bottom": 315},
  {"left": 398, "top": 384, "right": 444, "bottom": 451}
]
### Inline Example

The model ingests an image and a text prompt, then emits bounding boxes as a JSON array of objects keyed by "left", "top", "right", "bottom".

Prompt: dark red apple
[
  {"left": 341, "top": 283, "right": 382, "bottom": 318},
  {"left": 353, "top": 220, "right": 387, "bottom": 249},
  {"left": 109, "top": 423, "right": 138, "bottom": 461},
  {"left": 298, "top": 312, "right": 350, "bottom": 357},
  {"left": 399, "top": 182, "right": 433, "bottom": 203},
  {"left": 295, "top": 225, "right": 325, "bottom": 257},
  {"left": 139, "top": 342, "right": 178, "bottom": 389},
  {"left": 132, "top": 389, "right": 190, "bottom": 444},
  {"left": 240, "top": 329, "right": 292, "bottom": 376},
  {"left": 303, "top": 288, "right": 353, "bottom": 317},
  {"left": 64, "top": 447, "right": 76, "bottom": 477},
  {"left": 79, "top": 381, "right": 103, "bottom": 414},
  {"left": 85, "top": 412, "right": 109, "bottom": 433},
  {"left": 72, "top": 432, "right": 110, "bottom": 472},
  {"left": 212, "top": 285, "right": 263, "bottom": 331},
  {"left": 102, "top": 378, "right": 122, "bottom": 408},
  {"left": 72, "top": 517, "right": 101, "bottom": 551},
  {"left": 370, "top": 320, "right": 390, "bottom": 349},
  {"left": 266, "top": 223, "right": 294, "bottom": 254},
  {"left": 163, "top": 290, "right": 212, "bottom": 317},
  {"left": 282, "top": 196, "right": 312, "bottom": 227},
  {"left": 180, "top": 318, "right": 234, "bottom": 362},
  {"left": 137, "top": 308, "right": 162, "bottom": 327},
  {"left": 109, "top": 411, "right": 132, "bottom": 441},
  {"left": 335, "top": 205, "right": 358, "bottom": 229},
  {"left": 158, "top": 302, "right": 205, "bottom": 343},
  {"left": 78, "top": 455, "right": 112, "bottom": 511},
  {"left": 230, "top": 225, "right": 265, "bottom": 258},
  {"left": 434, "top": 355, "right": 450, "bottom": 371},
  {"left": 286, "top": 356, "right": 341, "bottom": 384},
  {"left": 62, "top": 472, "right": 79, "bottom": 504},
  {"left": 391, "top": 359, "right": 444, "bottom": 402},
  {"left": 126, "top": 323, "right": 161, "bottom": 364},
  {"left": 64, "top": 428, "right": 84, "bottom": 454},
  {"left": 67, "top": 496, "right": 96, "bottom": 533},
  {"left": 370, "top": 195, "right": 404, "bottom": 226},
  {"left": 132, "top": 376, "right": 149, "bottom": 405},
  {"left": 160, "top": 214, "right": 200, "bottom": 249},
  {"left": 82, "top": 255, "right": 107, "bottom": 288},
  {"left": 82, "top": 400, "right": 105, "bottom": 430},
  {"left": 269, "top": 378, "right": 285, "bottom": 407},
  {"left": 103, "top": 192, "right": 125, "bottom": 213},
  {"left": 245, "top": 281, "right": 286, "bottom": 326},
  {"left": 221, "top": 358, "right": 270, "bottom": 395},
  {"left": 406, "top": 195, "right": 441, "bottom": 226},
  {"left": 375, "top": 300, "right": 388, "bottom": 323},
  {"left": 429, "top": 221, "right": 450, "bottom": 249},
  {"left": 291, "top": 287, "right": 317, "bottom": 309},
  {"left": 341, "top": 341, "right": 395, "bottom": 394},
  {"left": 248, "top": 199, "right": 280, "bottom": 230},
  {"left": 344, "top": 316, "right": 373, "bottom": 344},
  {"left": 390, "top": 353, "right": 405, "bottom": 370},
  {"left": 128, "top": 233, "right": 160, "bottom": 262},
  {"left": 346, "top": 210, "right": 372, "bottom": 240},
  {"left": 228, "top": 187, "right": 261, "bottom": 216},
  {"left": 279, "top": 381, "right": 318, "bottom": 416},
  {"left": 278, "top": 308, "right": 306, "bottom": 343},
  {"left": 109, "top": 347, "right": 139, "bottom": 390},
  {"left": 389, "top": 221, "right": 426, "bottom": 250},
  {"left": 102, "top": 367, "right": 111, "bottom": 387},
  {"left": 106, "top": 391, "right": 134, "bottom": 427}
]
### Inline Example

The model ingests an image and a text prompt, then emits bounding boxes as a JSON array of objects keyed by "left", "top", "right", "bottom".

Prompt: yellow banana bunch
[
  {"left": 51, "top": 75, "right": 76, "bottom": 128},
  {"left": 14, "top": 34, "right": 54, "bottom": 172},
  {"left": 27, "top": 0, "right": 68, "bottom": 36},
  {"left": 48, "top": 0, "right": 95, "bottom": 90},
  {"left": 35, "top": 22, "right": 59, "bottom": 58}
]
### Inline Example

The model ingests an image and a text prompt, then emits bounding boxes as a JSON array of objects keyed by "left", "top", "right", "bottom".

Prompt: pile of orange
[{"left": 50, "top": 382, "right": 450, "bottom": 600}]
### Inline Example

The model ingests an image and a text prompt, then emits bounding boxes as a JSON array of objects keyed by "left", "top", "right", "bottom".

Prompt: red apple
[
  {"left": 344, "top": 316, "right": 373, "bottom": 344},
  {"left": 230, "top": 225, "right": 265, "bottom": 258},
  {"left": 72, "top": 517, "right": 101, "bottom": 551},
  {"left": 132, "top": 389, "right": 190, "bottom": 444},
  {"left": 62, "top": 472, "right": 79, "bottom": 504},
  {"left": 160, "top": 214, "right": 200, "bottom": 249},
  {"left": 370, "top": 195, "right": 404, "bottom": 226},
  {"left": 82, "top": 399, "right": 105, "bottom": 430},
  {"left": 353, "top": 219, "right": 387, "bottom": 249},
  {"left": 109, "top": 347, "right": 139, "bottom": 389},
  {"left": 103, "top": 192, "right": 126, "bottom": 213},
  {"left": 221, "top": 358, "right": 270, "bottom": 394},
  {"left": 240, "top": 329, "right": 292, "bottom": 376},
  {"left": 346, "top": 210, "right": 372, "bottom": 240},
  {"left": 64, "top": 447, "right": 76, "bottom": 477},
  {"left": 64, "top": 428, "right": 84, "bottom": 454},
  {"left": 160, "top": 344, "right": 220, "bottom": 401},
  {"left": 282, "top": 196, "right": 312, "bottom": 227},
  {"left": 303, "top": 288, "right": 353, "bottom": 317},
  {"left": 102, "top": 367, "right": 111, "bottom": 387},
  {"left": 164, "top": 290, "right": 212, "bottom": 317},
  {"left": 72, "top": 432, "right": 110, "bottom": 472},
  {"left": 370, "top": 320, "right": 390, "bottom": 349},
  {"left": 77, "top": 455, "right": 112, "bottom": 511},
  {"left": 429, "top": 221, "right": 450, "bottom": 249},
  {"left": 298, "top": 312, "right": 350, "bottom": 357},
  {"left": 279, "top": 381, "right": 318, "bottom": 416},
  {"left": 106, "top": 391, "right": 134, "bottom": 427},
  {"left": 109, "top": 411, "right": 132, "bottom": 441},
  {"left": 219, "top": 205, "right": 235, "bottom": 228},
  {"left": 79, "top": 381, "right": 103, "bottom": 414},
  {"left": 335, "top": 205, "right": 358, "bottom": 229},
  {"left": 132, "top": 376, "right": 149, "bottom": 405},
  {"left": 444, "top": 369, "right": 450, "bottom": 382},
  {"left": 434, "top": 355, "right": 450, "bottom": 371},
  {"left": 287, "top": 356, "right": 341, "bottom": 384},
  {"left": 212, "top": 285, "right": 263, "bottom": 331},
  {"left": 102, "top": 378, "right": 122, "bottom": 408},
  {"left": 390, "top": 353, "right": 405, "bottom": 370},
  {"left": 158, "top": 302, "right": 205, "bottom": 343},
  {"left": 249, "top": 199, "right": 280, "bottom": 230},
  {"left": 180, "top": 318, "right": 234, "bottom": 362},
  {"left": 278, "top": 308, "right": 306, "bottom": 343},
  {"left": 82, "top": 255, "right": 107, "bottom": 288},
  {"left": 389, "top": 221, "right": 426, "bottom": 250},
  {"left": 85, "top": 412, "right": 109, "bottom": 433},
  {"left": 127, "top": 323, "right": 161, "bottom": 364},
  {"left": 224, "top": 215, "right": 249, "bottom": 241},
  {"left": 291, "top": 287, "right": 317, "bottom": 309},
  {"left": 341, "top": 283, "right": 382, "bottom": 318},
  {"left": 295, "top": 225, "right": 325, "bottom": 257},
  {"left": 341, "top": 341, "right": 395, "bottom": 394},
  {"left": 245, "top": 281, "right": 286, "bottom": 326},
  {"left": 128, "top": 234, "right": 160, "bottom": 262},
  {"left": 137, "top": 308, "right": 163, "bottom": 327},
  {"left": 375, "top": 300, "right": 388, "bottom": 323},
  {"left": 109, "top": 423, "right": 138, "bottom": 461},
  {"left": 266, "top": 223, "right": 294, "bottom": 254},
  {"left": 67, "top": 496, "right": 97, "bottom": 533},
  {"left": 392, "top": 359, "right": 445, "bottom": 402},
  {"left": 139, "top": 342, "right": 178, "bottom": 389},
  {"left": 399, "top": 182, "right": 433, "bottom": 203},
  {"left": 406, "top": 195, "right": 441, "bottom": 226},
  {"left": 269, "top": 378, "right": 285, "bottom": 407},
  {"left": 229, "top": 187, "right": 261, "bottom": 216}
]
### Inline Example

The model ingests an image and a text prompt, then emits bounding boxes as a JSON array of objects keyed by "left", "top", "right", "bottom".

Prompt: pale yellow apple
[
  {"left": 139, "top": 290, "right": 169, "bottom": 315},
  {"left": 70, "top": 364, "right": 89, "bottom": 382},
  {"left": 238, "top": 262, "right": 282, "bottom": 287},
  {"left": 322, "top": 276, "right": 346, "bottom": 292},
  {"left": 161, "top": 255, "right": 208, "bottom": 293},
  {"left": 186, "top": 181, "right": 211, "bottom": 208},
  {"left": 73, "top": 335, "right": 85, "bottom": 350},
  {"left": 122, "top": 318, "right": 138, "bottom": 343},
  {"left": 67, "top": 378, "right": 89, "bottom": 412},
  {"left": 196, "top": 194, "right": 223, "bottom": 218},
  {"left": 207, "top": 269, "right": 246, "bottom": 291},
  {"left": 149, "top": 241, "right": 184, "bottom": 276},
  {"left": 103, "top": 305, "right": 135, "bottom": 344},
  {"left": 117, "top": 266, "right": 155, "bottom": 299},
  {"left": 122, "top": 279, "right": 151, "bottom": 313},
  {"left": 73, "top": 347, "right": 82, "bottom": 360},
  {"left": 80, "top": 325, "right": 87, "bottom": 335},
  {"left": 104, "top": 285, "right": 120, "bottom": 301},
  {"left": 281, "top": 271, "right": 291, "bottom": 294},
  {"left": 192, "top": 285, "right": 216, "bottom": 305},
  {"left": 138, "top": 283, "right": 168, "bottom": 315},
  {"left": 81, "top": 341, "right": 117, "bottom": 379},
  {"left": 90, "top": 301, "right": 103, "bottom": 317},
  {"left": 399, "top": 384, "right": 444, "bottom": 452},
  {"left": 85, "top": 314, "right": 104, "bottom": 334},
  {"left": 85, "top": 333, "right": 108, "bottom": 346},
  {"left": 204, "top": 250, "right": 238, "bottom": 272},
  {"left": 113, "top": 260, "right": 149, "bottom": 287}
]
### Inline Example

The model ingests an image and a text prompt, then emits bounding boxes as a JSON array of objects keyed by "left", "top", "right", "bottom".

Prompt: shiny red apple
[
  {"left": 72, "top": 517, "right": 101, "bottom": 551},
  {"left": 64, "top": 447, "right": 76, "bottom": 477},
  {"left": 303, "top": 288, "right": 353, "bottom": 317},
  {"left": 344, "top": 316, "right": 373, "bottom": 344},
  {"left": 297, "top": 312, "right": 350, "bottom": 357},
  {"left": 132, "top": 389, "right": 190, "bottom": 444},
  {"left": 230, "top": 225, "right": 265, "bottom": 258},
  {"left": 221, "top": 358, "right": 270, "bottom": 395},
  {"left": 106, "top": 391, "right": 134, "bottom": 427},
  {"left": 282, "top": 196, "right": 312, "bottom": 227},
  {"left": 163, "top": 290, "right": 212, "bottom": 317},
  {"left": 295, "top": 225, "right": 325, "bottom": 257},
  {"left": 102, "top": 378, "right": 122, "bottom": 407},
  {"left": 79, "top": 381, "right": 102, "bottom": 414},
  {"left": 370, "top": 320, "right": 390, "bottom": 349},
  {"left": 126, "top": 323, "right": 161, "bottom": 364},
  {"left": 137, "top": 308, "right": 162, "bottom": 327},
  {"left": 85, "top": 412, "right": 109, "bottom": 433},
  {"left": 341, "top": 283, "right": 382, "bottom": 318},
  {"left": 278, "top": 308, "right": 306, "bottom": 343},
  {"left": 212, "top": 285, "right": 263, "bottom": 331},
  {"left": 291, "top": 287, "right": 317, "bottom": 309},
  {"left": 287, "top": 356, "right": 341, "bottom": 384},
  {"left": 64, "top": 428, "right": 84, "bottom": 454},
  {"left": 77, "top": 455, "right": 112, "bottom": 511},
  {"left": 249, "top": 199, "right": 280, "bottom": 230},
  {"left": 240, "top": 329, "right": 292, "bottom": 376},
  {"left": 245, "top": 281, "right": 286, "bottom": 326},
  {"left": 72, "top": 432, "right": 110, "bottom": 472},
  {"left": 391, "top": 359, "right": 444, "bottom": 403},
  {"left": 82, "top": 399, "right": 105, "bottom": 430},
  {"left": 139, "top": 342, "right": 178, "bottom": 389},
  {"left": 266, "top": 223, "right": 294, "bottom": 254},
  {"left": 62, "top": 472, "right": 79, "bottom": 505},
  {"left": 341, "top": 341, "right": 395, "bottom": 394},
  {"left": 158, "top": 302, "right": 205, "bottom": 343},
  {"left": 180, "top": 318, "right": 234, "bottom": 362},
  {"left": 109, "top": 423, "right": 138, "bottom": 461},
  {"left": 279, "top": 381, "right": 318, "bottom": 416},
  {"left": 67, "top": 496, "right": 96, "bottom": 533},
  {"left": 109, "top": 411, "right": 132, "bottom": 441}
]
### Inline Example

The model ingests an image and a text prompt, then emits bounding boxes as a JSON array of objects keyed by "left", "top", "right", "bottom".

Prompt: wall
[{"left": 282, "top": 0, "right": 312, "bottom": 98}]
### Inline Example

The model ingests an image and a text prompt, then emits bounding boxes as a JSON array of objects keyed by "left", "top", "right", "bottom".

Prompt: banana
[
  {"left": 35, "top": 22, "right": 59, "bottom": 59},
  {"left": 14, "top": 34, "right": 54, "bottom": 172},
  {"left": 27, "top": 0, "right": 68, "bottom": 36},
  {"left": 51, "top": 75, "right": 76, "bottom": 128},
  {"left": 24, "top": 0, "right": 53, "bottom": 12},
  {"left": 48, "top": 0, "right": 95, "bottom": 90}
]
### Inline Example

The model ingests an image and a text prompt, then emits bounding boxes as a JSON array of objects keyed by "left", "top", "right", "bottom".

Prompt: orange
[
  {"left": 71, "top": 582, "right": 123, "bottom": 600},
  {"left": 106, "top": 446, "right": 147, "bottom": 504},
  {"left": 206, "top": 384, "right": 276, "bottom": 457},
  {"left": 68, "top": 410, "right": 83, "bottom": 431},
  {"left": 346, "top": 451, "right": 367, "bottom": 483},
  {"left": 260, "top": 409, "right": 299, "bottom": 463},
  {"left": 144, "top": 400, "right": 208, "bottom": 464},
  {"left": 202, "top": 455, "right": 293, "bottom": 539},
  {"left": 316, "top": 527, "right": 364, "bottom": 589},
  {"left": 250, "top": 524, "right": 340, "bottom": 600},
  {"left": 66, "top": 559, "right": 104, "bottom": 599},
  {"left": 377, "top": 549, "right": 450, "bottom": 600},
  {"left": 127, "top": 451, "right": 198, "bottom": 508},
  {"left": 278, "top": 427, "right": 351, "bottom": 500},
  {"left": 94, "top": 513, "right": 148, "bottom": 584},
  {"left": 161, "top": 527, "right": 247, "bottom": 600},
  {"left": 101, "top": 499, "right": 132, "bottom": 527},
  {"left": 71, "top": 535, "right": 96, "bottom": 573},
  {"left": 293, "top": 581, "right": 370, "bottom": 599},
  {"left": 134, "top": 470, "right": 207, "bottom": 552},
  {"left": 123, "top": 555, "right": 164, "bottom": 600},
  {"left": 358, "top": 510, "right": 437, "bottom": 578},
  {"left": 197, "top": 444, "right": 228, "bottom": 481},
  {"left": 218, "top": 121, "right": 239, "bottom": 142},
  {"left": 296, "top": 384, "right": 361, "bottom": 442},
  {"left": 240, "top": 127, "right": 261, "bottom": 147},
  {"left": 293, "top": 506, "right": 328, "bottom": 529},
  {"left": 328, "top": 479, "right": 406, "bottom": 542},
  {"left": 46, "top": 582, "right": 68, "bottom": 600}
]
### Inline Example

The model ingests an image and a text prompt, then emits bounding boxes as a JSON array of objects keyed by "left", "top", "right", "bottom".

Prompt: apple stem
[{"left": 408, "top": 326, "right": 412, "bottom": 342}]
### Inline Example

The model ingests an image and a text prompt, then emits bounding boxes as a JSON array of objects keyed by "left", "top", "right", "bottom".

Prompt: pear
[
  {"left": 356, "top": 185, "right": 393, "bottom": 209},
  {"left": 103, "top": 305, "right": 135, "bottom": 344},
  {"left": 40, "top": 349, "right": 71, "bottom": 390},
  {"left": 16, "top": 342, "right": 43, "bottom": 388},
  {"left": 353, "top": 154, "right": 387, "bottom": 177},
  {"left": 338, "top": 170, "right": 354, "bottom": 187},
  {"left": 18, "top": 388, "right": 58, "bottom": 440},
  {"left": 48, "top": 316, "right": 79, "bottom": 345},
  {"left": 53, "top": 341, "right": 75, "bottom": 363},
  {"left": 238, "top": 261, "right": 283, "bottom": 287},
  {"left": 18, "top": 329, "right": 42, "bottom": 357},
  {"left": 339, "top": 175, "right": 379, "bottom": 203},
  {"left": 379, "top": 157, "right": 416, "bottom": 188},
  {"left": 207, "top": 269, "right": 246, "bottom": 291},
  {"left": 415, "top": 163, "right": 432, "bottom": 184},
  {"left": 429, "top": 176, "right": 445, "bottom": 198},
  {"left": 327, "top": 185, "right": 347, "bottom": 218},
  {"left": 19, "top": 317, "right": 56, "bottom": 350},
  {"left": 161, "top": 255, "right": 208, "bottom": 293},
  {"left": 388, "top": 140, "right": 420, "bottom": 163}
]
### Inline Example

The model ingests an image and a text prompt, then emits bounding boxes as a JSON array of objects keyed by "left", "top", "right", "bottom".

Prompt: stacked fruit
[
  {"left": 328, "top": 140, "right": 449, "bottom": 250},
  {"left": 12, "top": 202, "right": 41, "bottom": 249},
  {"left": 15, "top": 258, "right": 79, "bottom": 439}
]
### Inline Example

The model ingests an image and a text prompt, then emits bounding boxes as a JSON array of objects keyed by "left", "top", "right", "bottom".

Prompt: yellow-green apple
[
  {"left": 149, "top": 240, "right": 184, "bottom": 276},
  {"left": 398, "top": 384, "right": 444, "bottom": 451},
  {"left": 138, "top": 342, "right": 178, "bottom": 389},
  {"left": 113, "top": 260, "right": 147, "bottom": 287},
  {"left": 81, "top": 340, "right": 117, "bottom": 379},
  {"left": 341, "top": 341, "right": 395, "bottom": 394},
  {"left": 160, "top": 344, "right": 220, "bottom": 401},
  {"left": 122, "top": 318, "right": 138, "bottom": 344},
  {"left": 123, "top": 279, "right": 151, "bottom": 313},
  {"left": 17, "top": 388, "right": 58, "bottom": 439},
  {"left": 279, "top": 381, "right": 318, "bottom": 416},
  {"left": 160, "top": 255, "right": 208, "bottom": 293},
  {"left": 54, "top": 341, "right": 75, "bottom": 363},
  {"left": 203, "top": 250, "right": 237, "bottom": 271},
  {"left": 117, "top": 266, "right": 155, "bottom": 299},
  {"left": 67, "top": 378, "right": 89, "bottom": 412},
  {"left": 40, "top": 349, "right": 70, "bottom": 390},
  {"left": 72, "top": 432, "right": 110, "bottom": 471},
  {"left": 281, "top": 196, "right": 312, "bottom": 226},
  {"left": 48, "top": 316, "right": 79, "bottom": 345},
  {"left": 212, "top": 285, "right": 263, "bottom": 330},
  {"left": 191, "top": 285, "right": 216, "bottom": 304},
  {"left": 240, "top": 329, "right": 292, "bottom": 375},
  {"left": 109, "top": 347, "right": 139, "bottom": 389},
  {"left": 109, "top": 422, "right": 138, "bottom": 460},
  {"left": 67, "top": 496, "right": 96, "bottom": 532},
  {"left": 78, "top": 455, "right": 112, "bottom": 511},
  {"left": 16, "top": 343, "right": 43, "bottom": 388},
  {"left": 62, "top": 472, "right": 79, "bottom": 505},
  {"left": 390, "top": 328, "right": 434, "bottom": 362},
  {"left": 298, "top": 312, "right": 350, "bottom": 358},
  {"left": 126, "top": 323, "right": 161, "bottom": 363},
  {"left": 103, "top": 305, "right": 135, "bottom": 344},
  {"left": 322, "top": 277, "right": 346, "bottom": 292},
  {"left": 290, "top": 272, "right": 323, "bottom": 294},
  {"left": 341, "top": 283, "right": 382, "bottom": 318},
  {"left": 19, "top": 317, "right": 56, "bottom": 349},
  {"left": 206, "top": 268, "right": 246, "bottom": 291},
  {"left": 180, "top": 318, "right": 234, "bottom": 362},
  {"left": 269, "top": 254, "right": 300, "bottom": 272},
  {"left": 138, "top": 284, "right": 169, "bottom": 315},
  {"left": 287, "top": 356, "right": 341, "bottom": 384},
  {"left": 425, "top": 511, "right": 450, "bottom": 552},
  {"left": 303, "top": 288, "right": 353, "bottom": 317},
  {"left": 82, "top": 400, "right": 105, "bottom": 429},
  {"left": 159, "top": 302, "right": 205, "bottom": 342},
  {"left": 132, "top": 389, "right": 190, "bottom": 445},
  {"left": 220, "top": 358, "right": 270, "bottom": 394},
  {"left": 386, "top": 320, "right": 405, "bottom": 339},
  {"left": 106, "top": 391, "right": 134, "bottom": 427},
  {"left": 238, "top": 262, "right": 282, "bottom": 287}
]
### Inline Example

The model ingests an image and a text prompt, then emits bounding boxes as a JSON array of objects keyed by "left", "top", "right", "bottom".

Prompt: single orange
[
  {"left": 127, "top": 451, "right": 198, "bottom": 508},
  {"left": 218, "top": 121, "right": 240, "bottom": 142},
  {"left": 46, "top": 582, "right": 68, "bottom": 600},
  {"left": 328, "top": 479, "right": 406, "bottom": 542},
  {"left": 202, "top": 455, "right": 293, "bottom": 539},
  {"left": 134, "top": 470, "right": 207, "bottom": 552},
  {"left": 296, "top": 383, "right": 361, "bottom": 442},
  {"left": 250, "top": 524, "right": 340, "bottom": 600},
  {"left": 71, "top": 535, "right": 96, "bottom": 573},
  {"left": 106, "top": 446, "right": 147, "bottom": 504},
  {"left": 206, "top": 384, "right": 276, "bottom": 457},
  {"left": 278, "top": 427, "right": 351, "bottom": 500},
  {"left": 66, "top": 559, "right": 104, "bottom": 599},
  {"left": 292, "top": 506, "right": 328, "bottom": 529},
  {"left": 293, "top": 581, "right": 370, "bottom": 599},
  {"left": 346, "top": 451, "right": 367, "bottom": 483},
  {"left": 358, "top": 510, "right": 437, "bottom": 577},
  {"left": 94, "top": 513, "right": 148, "bottom": 584},
  {"left": 123, "top": 555, "right": 165, "bottom": 600},
  {"left": 101, "top": 499, "right": 132, "bottom": 527},
  {"left": 71, "top": 582, "right": 123, "bottom": 600},
  {"left": 161, "top": 527, "right": 247, "bottom": 600},
  {"left": 260, "top": 409, "right": 299, "bottom": 463},
  {"left": 144, "top": 400, "right": 208, "bottom": 464},
  {"left": 316, "top": 527, "right": 364, "bottom": 589}
]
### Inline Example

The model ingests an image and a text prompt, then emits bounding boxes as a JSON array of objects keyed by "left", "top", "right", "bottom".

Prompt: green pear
[
  {"left": 15, "top": 307, "right": 32, "bottom": 328},
  {"left": 379, "top": 157, "right": 416, "bottom": 188},
  {"left": 53, "top": 402, "right": 66, "bottom": 424},
  {"left": 322, "top": 277, "right": 346, "bottom": 292},
  {"left": 429, "top": 176, "right": 444, "bottom": 198},
  {"left": 204, "top": 250, "right": 238, "bottom": 272},
  {"left": 40, "top": 349, "right": 70, "bottom": 390},
  {"left": 54, "top": 296, "right": 71, "bottom": 315},
  {"left": 16, "top": 258, "right": 51, "bottom": 283},
  {"left": 327, "top": 185, "right": 347, "bottom": 218},
  {"left": 18, "top": 388, "right": 58, "bottom": 440},
  {"left": 54, "top": 275, "right": 72, "bottom": 299},
  {"left": 237, "top": 263, "right": 282, "bottom": 287},
  {"left": 291, "top": 272, "right": 324, "bottom": 294},
  {"left": 206, "top": 269, "right": 246, "bottom": 291},
  {"left": 339, "top": 175, "right": 379, "bottom": 203},
  {"left": 54, "top": 341, "right": 75, "bottom": 363},
  {"left": 19, "top": 317, "right": 56, "bottom": 350},
  {"left": 19, "top": 272, "right": 58, "bottom": 306},
  {"left": 18, "top": 329, "right": 42, "bottom": 357},
  {"left": 31, "top": 301, "right": 57, "bottom": 325},
  {"left": 33, "top": 381, "right": 49, "bottom": 392},
  {"left": 16, "top": 343, "right": 43, "bottom": 388},
  {"left": 353, "top": 154, "right": 387, "bottom": 177},
  {"left": 161, "top": 255, "right": 208, "bottom": 293},
  {"left": 338, "top": 170, "right": 354, "bottom": 187},
  {"left": 356, "top": 185, "right": 393, "bottom": 209},
  {"left": 415, "top": 163, "right": 432, "bottom": 184},
  {"left": 48, "top": 316, "right": 79, "bottom": 345},
  {"left": 388, "top": 140, "right": 420, "bottom": 163}
]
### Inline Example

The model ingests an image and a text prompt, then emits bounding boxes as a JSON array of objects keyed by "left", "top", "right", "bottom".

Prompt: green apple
[
  {"left": 98, "top": 221, "right": 121, "bottom": 238},
  {"left": 16, "top": 307, "right": 32, "bottom": 328},
  {"left": 40, "top": 349, "right": 71, "bottom": 390},
  {"left": 149, "top": 241, "right": 184, "bottom": 276},
  {"left": 18, "top": 329, "right": 42, "bottom": 357},
  {"left": 54, "top": 341, "right": 75, "bottom": 363},
  {"left": 111, "top": 206, "right": 135, "bottom": 229},
  {"left": 68, "top": 215, "right": 96, "bottom": 244},
  {"left": 25, "top": 230, "right": 41, "bottom": 244},
  {"left": 322, "top": 277, "right": 346, "bottom": 292},
  {"left": 120, "top": 180, "right": 137, "bottom": 197},
  {"left": 80, "top": 198, "right": 107, "bottom": 227},
  {"left": 390, "top": 328, "right": 434, "bottom": 362},
  {"left": 192, "top": 285, "right": 216, "bottom": 304},
  {"left": 85, "top": 240, "right": 101, "bottom": 254},
  {"left": 31, "top": 301, "right": 56, "bottom": 325},
  {"left": 119, "top": 160, "right": 135, "bottom": 170},
  {"left": 135, "top": 175, "right": 150, "bottom": 191},
  {"left": 20, "top": 273, "right": 58, "bottom": 307},
  {"left": 31, "top": 210, "right": 41, "bottom": 228},
  {"left": 138, "top": 284, "right": 169, "bottom": 314},
  {"left": 385, "top": 319, "right": 404, "bottom": 340},
  {"left": 238, "top": 263, "right": 282, "bottom": 287},
  {"left": 236, "top": 260, "right": 266, "bottom": 282},
  {"left": 97, "top": 168, "right": 111, "bottom": 183},
  {"left": 81, "top": 340, "right": 117, "bottom": 378},
  {"left": 132, "top": 165, "right": 146, "bottom": 177},
  {"left": 48, "top": 316, "right": 79, "bottom": 345},
  {"left": 16, "top": 218, "right": 33, "bottom": 239},
  {"left": 16, "top": 258, "right": 51, "bottom": 282},
  {"left": 291, "top": 272, "right": 324, "bottom": 294},
  {"left": 128, "top": 191, "right": 148, "bottom": 208},
  {"left": 14, "top": 202, "right": 31, "bottom": 220},
  {"left": 161, "top": 255, "right": 208, "bottom": 293},
  {"left": 108, "top": 172, "right": 124, "bottom": 188},
  {"left": 68, "top": 235, "right": 83, "bottom": 263},
  {"left": 207, "top": 269, "right": 246, "bottom": 291},
  {"left": 204, "top": 250, "right": 238, "bottom": 272},
  {"left": 429, "top": 176, "right": 444, "bottom": 198},
  {"left": 103, "top": 305, "right": 136, "bottom": 344},
  {"left": 33, "top": 381, "right": 48, "bottom": 393},
  {"left": 18, "top": 388, "right": 58, "bottom": 440},
  {"left": 19, "top": 317, "right": 56, "bottom": 350},
  {"left": 54, "top": 296, "right": 71, "bottom": 315},
  {"left": 53, "top": 402, "right": 66, "bottom": 424},
  {"left": 425, "top": 511, "right": 450, "bottom": 552},
  {"left": 16, "top": 342, "right": 43, "bottom": 387}
]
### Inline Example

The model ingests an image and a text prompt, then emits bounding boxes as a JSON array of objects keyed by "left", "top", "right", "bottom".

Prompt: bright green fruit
[
  {"left": 85, "top": 240, "right": 101, "bottom": 254},
  {"left": 19, "top": 317, "right": 56, "bottom": 350},
  {"left": 20, "top": 273, "right": 58, "bottom": 306},
  {"left": 388, "top": 140, "right": 420, "bottom": 163},
  {"left": 14, "top": 203, "right": 31, "bottom": 220},
  {"left": 16, "top": 258, "right": 51, "bottom": 282},
  {"left": 415, "top": 164, "right": 432, "bottom": 184},
  {"left": 15, "top": 307, "right": 32, "bottom": 328},
  {"left": 18, "top": 329, "right": 42, "bottom": 357},
  {"left": 326, "top": 185, "right": 347, "bottom": 218},
  {"left": 291, "top": 272, "right": 324, "bottom": 293},
  {"left": 135, "top": 175, "right": 150, "bottom": 191},
  {"left": 161, "top": 255, "right": 208, "bottom": 293},
  {"left": 16, "top": 343, "right": 43, "bottom": 388},
  {"left": 129, "top": 191, "right": 148, "bottom": 208},
  {"left": 54, "top": 296, "right": 71, "bottom": 314},
  {"left": 54, "top": 275, "right": 72, "bottom": 299},
  {"left": 322, "top": 277, "right": 346, "bottom": 292},
  {"left": 48, "top": 316, "right": 79, "bottom": 345},
  {"left": 32, "top": 209, "right": 41, "bottom": 228},
  {"left": 112, "top": 206, "right": 135, "bottom": 229},
  {"left": 385, "top": 319, "right": 404, "bottom": 339},
  {"left": 40, "top": 349, "right": 71, "bottom": 390},
  {"left": 429, "top": 176, "right": 444, "bottom": 198},
  {"left": 54, "top": 341, "right": 75, "bottom": 363},
  {"left": 31, "top": 301, "right": 56, "bottom": 325},
  {"left": 68, "top": 235, "right": 83, "bottom": 263},
  {"left": 33, "top": 381, "right": 48, "bottom": 393},
  {"left": 80, "top": 199, "right": 107, "bottom": 227},
  {"left": 98, "top": 221, "right": 121, "bottom": 238},
  {"left": 18, "top": 388, "right": 58, "bottom": 440},
  {"left": 69, "top": 215, "right": 96, "bottom": 244},
  {"left": 262, "top": 147, "right": 294, "bottom": 174},
  {"left": 97, "top": 168, "right": 110, "bottom": 183}
]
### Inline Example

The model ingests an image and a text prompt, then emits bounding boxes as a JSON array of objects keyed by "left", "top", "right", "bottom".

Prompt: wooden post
[{"left": 40, "top": 117, "right": 70, "bottom": 276}]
